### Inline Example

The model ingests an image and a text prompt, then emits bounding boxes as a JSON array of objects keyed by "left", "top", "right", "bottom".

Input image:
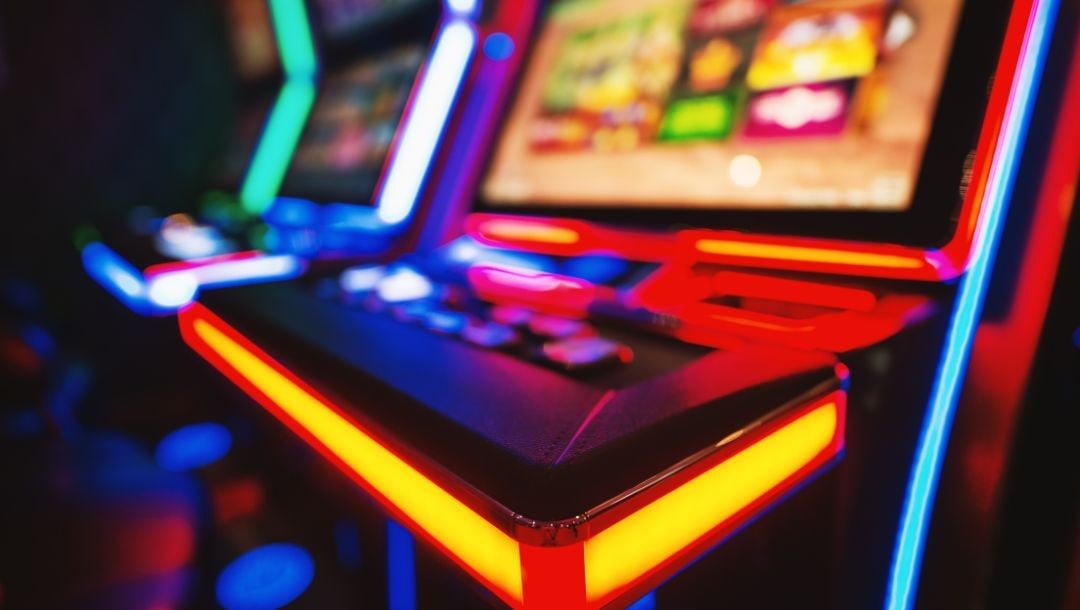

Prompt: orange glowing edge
[
  {"left": 475, "top": 218, "right": 582, "bottom": 245},
  {"left": 465, "top": 214, "right": 677, "bottom": 263},
  {"left": 178, "top": 302, "right": 845, "bottom": 609}
]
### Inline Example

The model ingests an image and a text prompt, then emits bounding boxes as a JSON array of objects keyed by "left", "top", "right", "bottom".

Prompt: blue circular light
[
  {"left": 154, "top": 423, "right": 233, "bottom": 472},
  {"left": 483, "top": 32, "right": 515, "bottom": 61},
  {"left": 1073, "top": 326, "right": 1080, "bottom": 350},
  {"left": 216, "top": 543, "right": 315, "bottom": 610}
]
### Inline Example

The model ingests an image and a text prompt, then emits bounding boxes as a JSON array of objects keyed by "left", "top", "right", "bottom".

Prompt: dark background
[{"left": 0, "top": 0, "right": 235, "bottom": 307}]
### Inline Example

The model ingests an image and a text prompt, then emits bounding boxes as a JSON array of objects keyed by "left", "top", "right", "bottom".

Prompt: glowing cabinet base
[{"left": 179, "top": 303, "right": 845, "bottom": 609}]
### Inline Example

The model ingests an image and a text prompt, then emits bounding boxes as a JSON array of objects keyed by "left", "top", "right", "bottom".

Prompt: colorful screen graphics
[
  {"left": 280, "top": 44, "right": 426, "bottom": 204},
  {"left": 483, "top": 0, "right": 964, "bottom": 212}
]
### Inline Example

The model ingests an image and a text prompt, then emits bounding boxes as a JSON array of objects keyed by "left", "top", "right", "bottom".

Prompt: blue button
[
  {"left": 528, "top": 314, "right": 591, "bottom": 339},
  {"left": 462, "top": 320, "right": 519, "bottom": 348},
  {"left": 216, "top": 543, "right": 315, "bottom": 610},
  {"left": 483, "top": 32, "right": 515, "bottom": 61},
  {"left": 541, "top": 336, "right": 631, "bottom": 368},
  {"left": 154, "top": 423, "right": 233, "bottom": 472},
  {"left": 422, "top": 310, "right": 468, "bottom": 335}
]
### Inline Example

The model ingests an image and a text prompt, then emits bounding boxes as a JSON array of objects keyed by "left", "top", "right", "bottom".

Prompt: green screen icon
[{"left": 658, "top": 93, "right": 738, "bottom": 142}]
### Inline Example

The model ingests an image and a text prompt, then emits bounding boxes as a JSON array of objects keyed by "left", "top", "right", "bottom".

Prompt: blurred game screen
[
  {"left": 313, "top": 0, "right": 432, "bottom": 41},
  {"left": 222, "top": 0, "right": 280, "bottom": 83},
  {"left": 482, "top": 0, "right": 964, "bottom": 212},
  {"left": 280, "top": 44, "right": 426, "bottom": 203}
]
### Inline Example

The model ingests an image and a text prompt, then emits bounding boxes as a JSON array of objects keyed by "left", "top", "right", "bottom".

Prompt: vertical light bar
[
  {"left": 239, "top": 0, "right": 318, "bottom": 215},
  {"left": 884, "top": 1, "right": 1058, "bottom": 608},
  {"left": 388, "top": 520, "right": 418, "bottom": 610},
  {"left": 376, "top": 20, "right": 477, "bottom": 224},
  {"left": 446, "top": 0, "right": 480, "bottom": 18}
]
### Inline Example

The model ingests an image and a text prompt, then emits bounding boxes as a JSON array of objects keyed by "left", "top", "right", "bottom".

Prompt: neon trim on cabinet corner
[
  {"left": 178, "top": 302, "right": 844, "bottom": 609},
  {"left": 885, "top": 0, "right": 1058, "bottom": 608}
]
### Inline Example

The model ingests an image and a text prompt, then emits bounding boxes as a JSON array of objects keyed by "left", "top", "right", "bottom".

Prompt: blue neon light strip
[
  {"left": 376, "top": 19, "right": 477, "bottom": 225},
  {"left": 82, "top": 242, "right": 155, "bottom": 314},
  {"left": 387, "top": 520, "right": 417, "bottom": 610},
  {"left": 884, "top": 1, "right": 1058, "bottom": 608}
]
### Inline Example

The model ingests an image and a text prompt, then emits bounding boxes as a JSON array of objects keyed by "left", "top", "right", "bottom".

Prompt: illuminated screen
[
  {"left": 280, "top": 44, "right": 426, "bottom": 203},
  {"left": 223, "top": 0, "right": 280, "bottom": 83},
  {"left": 482, "top": 0, "right": 964, "bottom": 212},
  {"left": 313, "top": 0, "right": 432, "bottom": 41}
]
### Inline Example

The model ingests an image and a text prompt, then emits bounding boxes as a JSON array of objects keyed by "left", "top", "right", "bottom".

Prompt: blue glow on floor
[
  {"left": 333, "top": 520, "right": 363, "bottom": 570},
  {"left": 216, "top": 543, "right": 315, "bottom": 610},
  {"left": 154, "top": 423, "right": 233, "bottom": 472}
]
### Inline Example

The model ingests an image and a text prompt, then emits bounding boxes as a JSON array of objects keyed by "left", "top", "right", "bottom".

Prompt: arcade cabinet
[
  {"left": 84, "top": 0, "right": 1075, "bottom": 608},
  {"left": 81, "top": 0, "right": 517, "bottom": 315}
]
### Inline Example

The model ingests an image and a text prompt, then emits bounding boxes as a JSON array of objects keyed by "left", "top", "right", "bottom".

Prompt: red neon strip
[
  {"left": 935, "top": 0, "right": 1041, "bottom": 275},
  {"left": 711, "top": 271, "right": 878, "bottom": 312}
]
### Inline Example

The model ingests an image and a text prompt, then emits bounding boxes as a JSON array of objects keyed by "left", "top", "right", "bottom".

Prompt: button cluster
[{"left": 325, "top": 265, "right": 634, "bottom": 373}]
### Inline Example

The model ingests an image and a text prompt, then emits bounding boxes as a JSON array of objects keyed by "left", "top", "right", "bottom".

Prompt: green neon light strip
[
  {"left": 239, "top": 0, "right": 318, "bottom": 215},
  {"left": 267, "top": 0, "right": 318, "bottom": 76},
  {"left": 240, "top": 80, "right": 316, "bottom": 214}
]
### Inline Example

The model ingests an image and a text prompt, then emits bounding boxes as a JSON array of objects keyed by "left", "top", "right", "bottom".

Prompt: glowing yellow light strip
[
  {"left": 584, "top": 402, "right": 839, "bottom": 602},
  {"left": 482, "top": 221, "right": 581, "bottom": 245},
  {"left": 696, "top": 239, "right": 924, "bottom": 270},
  {"left": 191, "top": 318, "right": 524, "bottom": 603}
]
